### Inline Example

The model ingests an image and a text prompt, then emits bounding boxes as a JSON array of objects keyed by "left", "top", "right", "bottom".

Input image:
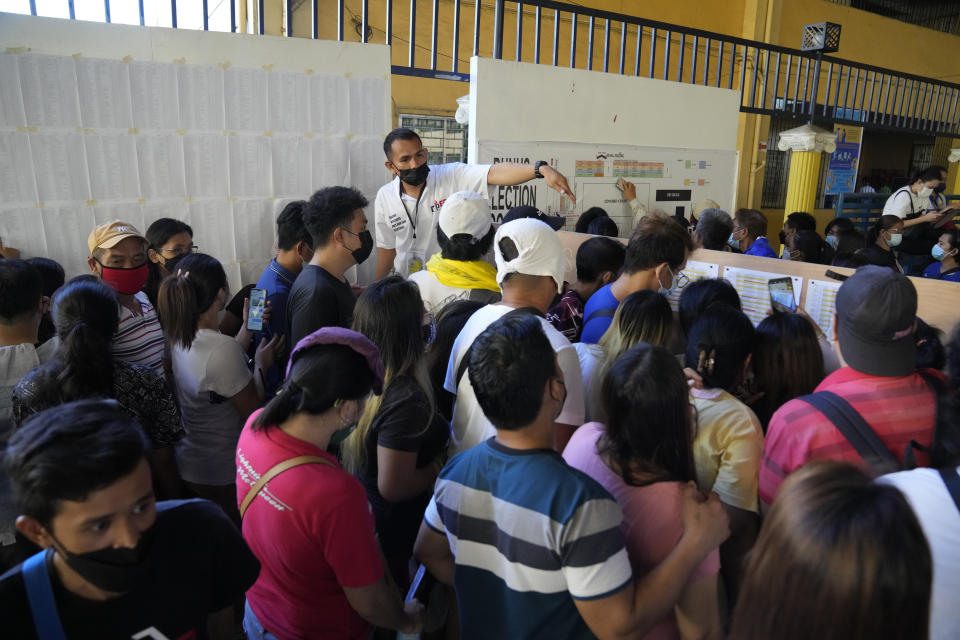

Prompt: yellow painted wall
[{"left": 263, "top": 0, "right": 959, "bottom": 215}]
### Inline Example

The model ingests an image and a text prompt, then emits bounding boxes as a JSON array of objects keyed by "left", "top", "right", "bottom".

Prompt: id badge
[{"left": 408, "top": 254, "right": 424, "bottom": 274}]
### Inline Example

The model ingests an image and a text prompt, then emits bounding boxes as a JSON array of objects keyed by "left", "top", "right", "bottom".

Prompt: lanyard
[{"left": 399, "top": 180, "right": 426, "bottom": 240}]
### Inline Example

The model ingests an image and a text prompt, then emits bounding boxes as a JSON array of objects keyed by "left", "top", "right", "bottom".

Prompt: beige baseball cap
[{"left": 88, "top": 220, "right": 146, "bottom": 256}]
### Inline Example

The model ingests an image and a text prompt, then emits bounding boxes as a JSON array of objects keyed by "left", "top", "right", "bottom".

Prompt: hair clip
[
  {"left": 176, "top": 269, "right": 190, "bottom": 279},
  {"left": 697, "top": 349, "right": 716, "bottom": 376},
  {"left": 333, "top": 398, "right": 344, "bottom": 408}
]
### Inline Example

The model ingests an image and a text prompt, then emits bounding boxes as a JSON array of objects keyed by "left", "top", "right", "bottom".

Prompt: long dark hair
[
  {"left": 344, "top": 276, "right": 434, "bottom": 473},
  {"left": 28, "top": 278, "right": 120, "bottom": 406},
  {"left": 598, "top": 344, "right": 695, "bottom": 487},
  {"left": 730, "top": 461, "right": 931, "bottom": 640},
  {"left": 752, "top": 312, "right": 824, "bottom": 429},
  {"left": 253, "top": 344, "right": 375, "bottom": 430},
  {"left": 156, "top": 253, "right": 226, "bottom": 350},
  {"left": 685, "top": 306, "right": 756, "bottom": 391},
  {"left": 144, "top": 218, "right": 193, "bottom": 307}
]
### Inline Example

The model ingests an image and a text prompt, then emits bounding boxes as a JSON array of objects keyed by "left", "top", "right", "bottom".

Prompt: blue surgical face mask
[
  {"left": 825, "top": 234, "right": 838, "bottom": 249},
  {"left": 932, "top": 244, "right": 947, "bottom": 261},
  {"left": 887, "top": 232, "right": 903, "bottom": 248},
  {"left": 727, "top": 231, "right": 740, "bottom": 250}
]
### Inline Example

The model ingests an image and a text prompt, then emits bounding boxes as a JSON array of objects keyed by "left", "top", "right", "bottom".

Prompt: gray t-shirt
[{"left": 171, "top": 329, "right": 252, "bottom": 486}]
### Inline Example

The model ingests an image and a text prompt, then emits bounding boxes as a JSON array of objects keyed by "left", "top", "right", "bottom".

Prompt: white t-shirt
[
  {"left": 374, "top": 163, "right": 490, "bottom": 277},
  {"left": 443, "top": 304, "right": 585, "bottom": 454},
  {"left": 573, "top": 341, "right": 604, "bottom": 423},
  {"left": 878, "top": 466, "right": 960, "bottom": 640},
  {"left": 171, "top": 329, "right": 252, "bottom": 486},
  {"left": 408, "top": 269, "right": 500, "bottom": 316},
  {"left": 881, "top": 186, "right": 926, "bottom": 220}
]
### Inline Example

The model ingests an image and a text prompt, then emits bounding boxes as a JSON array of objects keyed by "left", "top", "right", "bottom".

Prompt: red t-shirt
[
  {"left": 236, "top": 409, "right": 383, "bottom": 639},
  {"left": 759, "top": 367, "right": 937, "bottom": 506}
]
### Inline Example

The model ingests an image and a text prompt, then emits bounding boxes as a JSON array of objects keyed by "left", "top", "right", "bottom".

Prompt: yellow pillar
[
  {"left": 775, "top": 124, "right": 838, "bottom": 253},
  {"left": 783, "top": 151, "right": 823, "bottom": 214},
  {"left": 948, "top": 147, "right": 960, "bottom": 195}
]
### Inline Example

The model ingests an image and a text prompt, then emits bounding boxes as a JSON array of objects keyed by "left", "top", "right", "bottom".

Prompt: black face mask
[
  {"left": 397, "top": 163, "right": 430, "bottom": 187},
  {"left": 778, "top": 229, "right": 787, "bottom": 245},
  {"left": 161, "top": 252, "right": 186, "bottom": 274},
  {"left": 934, "top": 182, "right": 946, "bottom": 194},
  {"left": 345, "top": 229, "right": 374, "bottom": 265},
  {"left": 52, "top": 524, "right": 157, "bottom": 593}
]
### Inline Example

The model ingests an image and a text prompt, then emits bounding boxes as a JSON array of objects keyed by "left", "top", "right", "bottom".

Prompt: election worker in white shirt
[{"left": 373, "top": 127, "right": 576, "bottom": 279}]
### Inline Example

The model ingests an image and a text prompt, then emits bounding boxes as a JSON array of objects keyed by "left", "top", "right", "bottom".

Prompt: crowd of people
[{"left": 0, "top": 126, "right": 957, "bottom": 640}]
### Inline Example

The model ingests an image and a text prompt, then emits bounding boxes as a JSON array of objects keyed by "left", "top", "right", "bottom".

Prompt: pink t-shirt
[
  {"left": 563, "top": 422, "right": 721, "bottom": 640},
  {"left": 236, "top": 409, "right": 384, "bottom": 640}
]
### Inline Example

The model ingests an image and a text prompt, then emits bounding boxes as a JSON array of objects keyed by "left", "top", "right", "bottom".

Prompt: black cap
[
  {"left": 835, "top": 265, "right": 917, "bottom": 377},
  {"left": 502, "top": 206, "right": 565, "bottom": 231}
]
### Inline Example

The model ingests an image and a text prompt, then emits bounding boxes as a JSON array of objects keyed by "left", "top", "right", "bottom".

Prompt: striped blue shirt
[{"left": 424, "top": 438, "right": 632, "bottom": 639}]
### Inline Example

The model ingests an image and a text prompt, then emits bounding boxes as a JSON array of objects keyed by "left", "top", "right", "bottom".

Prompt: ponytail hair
[
  {"left": 866, "top": 215, "right": 902, "bottom": 246},
  {"left": 685, "top": 305, "right": 755, "bottom": 391},
  {"left": 156, "top": 253, "right": 226, "bottom": 350},
  {"left": 254, "top": 343, "right": 376, "bottom": 430},
  {"left": 28, "top": 278, "right": 119, "bottom": 406}
]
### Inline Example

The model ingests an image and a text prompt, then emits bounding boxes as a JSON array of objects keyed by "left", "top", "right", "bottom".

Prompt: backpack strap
[
  {"left": 800, "top": 391, "right": 898, "bottom": 475},
  {"left": 455, "top": 306, "right": 544, "bottom": 389},
  {"left": 22, "top": 549, "right": 67, "bottom": 640},
  {"left": 938, "top": 468, "right": 960, "bottom": 513},
  {"left": 240, "top": 455, "right": 333, "bottom": 519},
  {"left": 584, "top": 306, "right": 616, "bottom": 326}
]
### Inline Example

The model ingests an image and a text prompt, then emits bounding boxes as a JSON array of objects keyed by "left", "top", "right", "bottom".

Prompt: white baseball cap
[
  {"left": 438, "top": 191, "right": 493, "bottom": 241},
  {"left": 494, "top": 218, "right": 568, "bottom": 294}
]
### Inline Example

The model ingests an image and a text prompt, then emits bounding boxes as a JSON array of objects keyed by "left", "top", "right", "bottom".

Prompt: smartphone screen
[
  {"left": 768, "top": 277, "right": 796, "bottom": 313},
  {"left": 246, "top": 288, "right": 267, "bottom": 331}
]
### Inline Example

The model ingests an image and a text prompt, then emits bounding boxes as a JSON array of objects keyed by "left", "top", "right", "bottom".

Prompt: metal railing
[{"left": 19, "top": 0, "right": 960, "bottom": 138}]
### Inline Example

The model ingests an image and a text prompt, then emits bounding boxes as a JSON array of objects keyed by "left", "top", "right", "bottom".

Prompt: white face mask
[
  {"left": 918, "top": 186, "right": 934, "bottom": 199},
  {"left": 658, "top": 265, "right": 680, "bottom": 295},
  {"left": 887, "top": 232, "right": 903, "bottom": 248}
]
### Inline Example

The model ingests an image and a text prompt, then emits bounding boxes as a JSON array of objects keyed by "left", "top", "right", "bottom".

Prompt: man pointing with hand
[{"left": 374, "top": 127, "right": 576, "bottom": 279}]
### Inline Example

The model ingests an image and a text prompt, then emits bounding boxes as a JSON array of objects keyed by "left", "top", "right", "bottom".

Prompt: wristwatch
[{"left": 534, "top": 160, "right": 548, "bottom": 179}]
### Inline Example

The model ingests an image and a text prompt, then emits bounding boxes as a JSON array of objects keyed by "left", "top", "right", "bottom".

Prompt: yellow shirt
[{"left": 690, "top": 388, "right": 764, "bottom": 513}]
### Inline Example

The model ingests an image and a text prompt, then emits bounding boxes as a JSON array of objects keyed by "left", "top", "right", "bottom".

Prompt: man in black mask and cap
[
  {"left": 373, "top": 127, "right": 576, "bottom": 280},
  {"left": 0, "top": 399, "right": 260, "bottom": 638},
  {"left": 288, "top": 186, "right": 374, "bottom": 347}
]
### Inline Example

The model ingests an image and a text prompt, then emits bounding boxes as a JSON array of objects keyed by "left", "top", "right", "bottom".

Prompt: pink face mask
[{"left": 98, "top": 261, "right": 149, "bottom": 295}]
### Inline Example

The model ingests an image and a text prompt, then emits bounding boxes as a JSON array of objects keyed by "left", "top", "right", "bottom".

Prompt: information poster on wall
[
  {"left": 824, "top": 125, "right": 862, "bottom": 195},
  {"left": 478, "top": 141, "right": 738, "bottom": 238}
]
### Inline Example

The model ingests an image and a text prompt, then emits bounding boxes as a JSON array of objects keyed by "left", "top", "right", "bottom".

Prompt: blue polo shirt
[
  {"left": 923, "top": 262, "right": 960, "bottom": 282},
  {"left": 745, "top": 237, "right": 778, "bottom": 259},
  {"left": 255, "top": 259, "right": 298, "bottom": 396},
  {"left": 580, "top": 283, "right": 619, "bottom": 344}
]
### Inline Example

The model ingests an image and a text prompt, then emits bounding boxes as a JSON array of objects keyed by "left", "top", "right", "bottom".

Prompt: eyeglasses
[{"left": 161, "top": 245, "right": 198, "bottom": 257}]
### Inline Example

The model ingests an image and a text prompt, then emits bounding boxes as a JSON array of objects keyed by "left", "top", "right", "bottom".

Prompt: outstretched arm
[{"left": 487, "top": 163, "right": 577, "bottom": 204}]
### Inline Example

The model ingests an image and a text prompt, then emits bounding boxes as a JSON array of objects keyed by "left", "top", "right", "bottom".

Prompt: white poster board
[
  {"left": 468, "top": 57, "right": 741, "bottom": 237},
  {"left": 0, "top": 13, "right": 391, "bottom": 289}
]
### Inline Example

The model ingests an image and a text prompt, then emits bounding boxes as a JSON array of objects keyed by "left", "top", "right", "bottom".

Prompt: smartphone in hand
[
  {"left": 246, "top": 288, "right": 267, "bottom": 331},
  {"left": 768, "top": 277, "right": 797, "bottom": 314}
]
